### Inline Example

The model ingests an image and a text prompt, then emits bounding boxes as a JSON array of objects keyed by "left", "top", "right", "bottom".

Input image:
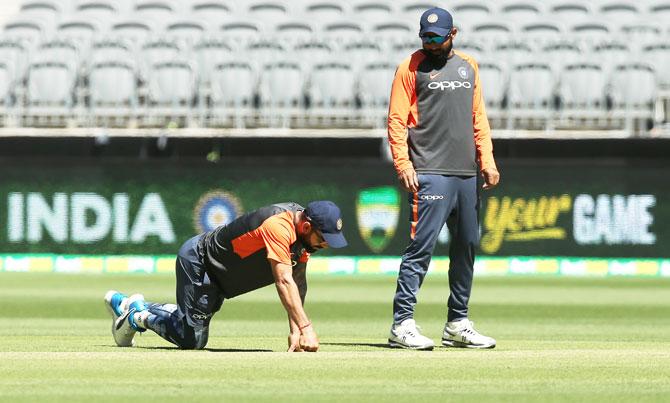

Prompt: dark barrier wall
[{"left": 1, "top": 158, "right": 668, "bottom": 258}]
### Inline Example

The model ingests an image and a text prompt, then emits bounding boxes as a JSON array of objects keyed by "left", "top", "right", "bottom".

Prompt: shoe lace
[
  {"left": 399, "top": 323, "right": 422, "bottom": 338},
  {"left": 460, "top": 321, "right": 486, "bottom": 339}
]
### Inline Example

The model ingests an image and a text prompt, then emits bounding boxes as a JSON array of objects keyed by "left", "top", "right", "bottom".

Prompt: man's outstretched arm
[
  {"left": 270, "top": 259, "right": 318, "bottom": 352},
  {"left": 287, "top": 263, "right": 308, "bottom": 351}
]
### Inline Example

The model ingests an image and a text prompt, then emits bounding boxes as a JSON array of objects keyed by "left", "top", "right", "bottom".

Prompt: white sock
[{"left": 133, "top": 311, "right": 150, "bottom": 329}]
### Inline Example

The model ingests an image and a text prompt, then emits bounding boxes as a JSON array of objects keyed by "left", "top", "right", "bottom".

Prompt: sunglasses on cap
[{"left": 420, "top": 34, "right": 451, "bottom": 44}]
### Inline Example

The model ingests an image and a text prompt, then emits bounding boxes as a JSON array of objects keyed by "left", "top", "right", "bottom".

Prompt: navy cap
[
  {"left": 304, "top": 201, "right": 347, "bottom": 249},
  {"left": 419, "top": 7, "right": 454, "bottom": 37}
]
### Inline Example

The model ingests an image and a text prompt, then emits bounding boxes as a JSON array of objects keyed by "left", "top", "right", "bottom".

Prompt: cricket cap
[
  {"left": 304, "top": 201, "right": 347, "bottom": 248},
  {"left": 419, "top": 7, "right": 454, "bottom": 37}
]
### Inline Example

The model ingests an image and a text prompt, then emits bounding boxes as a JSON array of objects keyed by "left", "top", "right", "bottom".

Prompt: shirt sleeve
[
  {"left": 387, "top": 57, "right": 417, "bottom": 175},
  {"left": 257, "top": 216, "right": 295, "bottom": 265},
  {"left": 471, "top": 59, "right": 497, "bottom": 172}
]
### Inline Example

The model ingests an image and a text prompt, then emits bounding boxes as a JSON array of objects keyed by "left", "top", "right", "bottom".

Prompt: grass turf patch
[{"left": 0, "top": 273, "right": 669, "bottom": 402}]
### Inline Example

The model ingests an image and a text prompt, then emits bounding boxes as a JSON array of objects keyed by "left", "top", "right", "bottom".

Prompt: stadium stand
[{"left": 0, "top": 0, "right": 666, "bottom": 136}]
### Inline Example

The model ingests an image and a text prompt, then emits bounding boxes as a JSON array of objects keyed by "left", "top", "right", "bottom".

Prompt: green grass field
[{"left": 1, "top": 272, "right": 669, "bottom": 402}]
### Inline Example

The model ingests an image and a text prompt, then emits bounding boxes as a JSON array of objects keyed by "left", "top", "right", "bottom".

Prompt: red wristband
[{"left": 298, "top": 322, "right": 311, "bottom": 330}]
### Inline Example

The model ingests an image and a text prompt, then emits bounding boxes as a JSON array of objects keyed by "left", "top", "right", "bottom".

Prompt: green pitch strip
[{"left": 1, "top": 273, "right": 669, "bottom": 402}]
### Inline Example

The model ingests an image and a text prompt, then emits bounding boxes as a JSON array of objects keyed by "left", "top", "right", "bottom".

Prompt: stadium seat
[
  {"left": 302, "top": 2, "right": 346, "bottom": 24},
  {"left": 75, "top": 1, "right": 119, "bottom": 25},
  {"left": 619, "top": 23, "right": 663, "bottom": 48},
  {"left": 110, "top": 20, "right": 153, "bottom": 47},
  {"left": 0, "top": 61, "right": 13, "bottom": 114},
  {"left": 597, "top": 2, "right": 640, "bottom": 24},
  {"left": 609, "top": 62, "right": 657, "bottom": 125},
  {"left": 246, "top": 40, "right": 286, "bottom": 71},
  {"left": 470, "top": 20, "right": 514, "bottom": 45},
  {"left": 642, "top": 42, "right": 670, "bottom": 88},
  {"left": 258, "top": 60, "right": 304, "bottom": 127},
  {"left": 350, "top": 1, "right": 394, "bottom": 24},
  {"left": 55, "top": 19, "right": 99, "bottom": 47},
  {"left": 273, "top": 20, "right": 315, "bottom": 47},
  {"left": 492, "top": 42, "right": 533, "bottom": 70},
  {"left": 139, "top": 39, "right": 181, "bottom": 80},
  {"left": 18, "top": 0, "right": 60, "bottom": 26},
  {"left": 450, "top": 0, "right": 494, "bottom": 28},
  {"left": 570, "top": 21, "right": 612, "bottom": 47},
  {"left": 457, "top": 41, "right": 487, "bottom": 62},
  {"left": 0, "top": 38, "right": 30, "bottom": 83},
  {"left": 557, "top": 61, "right": 608, "bottom": 126},
  {"left": 476, "top": 60, "right": 507, "bottom": 123},
  {"left": 25, "top": 61, "right": 76, "bottom": 124},
  {"left": 193, "top": 38, "right": 233, "bottom": 89},
  {"left": 499, "top": 1, "right": 545, "bottom": 25},
  {"left": 145, "top": 60, "right": 197, "bottom": 126},
  {"left": 209, "top": 60, "right": 256, "bottom": 127},
  {"left": 548, "top": 2, "right": 592, "bottom": 23},
  {"left": 293, "top": 41, "right": 333, "bottom": 71},
  {"left": 507, "top": 62, "right": 555, "bottom": 128},
  {"left": 322, "top": 21, "right": 365, "bottom": 46},
  {"left": 648, "top": 1, "right": 670, "bottom": 23},
  {"left": 190, "top": 0, "right": 233, "bottom": 27},
  {"left": 390, "top": 40, "right": 419, "bottom": 64},
  {"left": 219, "top": 21, "right": 262, "bottom": 48},
  {"left": 89, "top": 38, "right": 134, "bottom": 67},
  {"left": 246, "top": 1, "right": 290, "bottom": 23},
  {"left": 308, "top": 60, "right": 357, "bottom": 123},
  {"left": 3, "top": 20, "right": 44, "bottom": 46},
  {"left": 342, "top": 40, "right": 384, "bottom": 73},
  {"left": 592, "top": 41, "right": 631, "bottom": 75},
  {"left": 370, "top": 22, "right": 413, "bottom": 44},
  {"left": 357, "top": 60, "right": 395, "bottom": 128},
  {"left": 610, "top": 62, "right": 657, "bottom": 117},
  {"left": 32, "top": 38, "right": 81, "bottom": 74},
  {"left": 520, "top": 21, "right": 565, "bottom": 47},
  {"left": 135, "top": 0, "right": 176, "bottom": 22},
  {"left": 541, "top": 40, "right": 582, "bottom": 71},
  {"left": 88, "top": 60, "right": 138, "bottom": 124},
  {"left": 165, "top": 20, "right": 207, "bottom": 47}
]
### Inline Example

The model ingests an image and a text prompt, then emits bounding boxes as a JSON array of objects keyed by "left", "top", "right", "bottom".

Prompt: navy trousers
[
  {"left": 144, "top": 234, "right": 224, "bottom": 349},
  {"left": 393, "top": 174, "right": 480, "bottom": 324}
]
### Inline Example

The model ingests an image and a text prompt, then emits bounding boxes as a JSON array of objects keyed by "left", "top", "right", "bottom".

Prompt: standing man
[
  {"left": 104, "top": 201, "right": 347, "bottom": 352},
  {"left": 387, "top": 7, "right": 500, "bottom": 350}
]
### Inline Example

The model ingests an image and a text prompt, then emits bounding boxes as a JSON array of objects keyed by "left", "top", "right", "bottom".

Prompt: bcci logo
[
  {"left": 193, "top": 190, "right": 243, "bottom": 233},
  {"left": 356, "top": 186, "right": 400, "bottom": 253}
]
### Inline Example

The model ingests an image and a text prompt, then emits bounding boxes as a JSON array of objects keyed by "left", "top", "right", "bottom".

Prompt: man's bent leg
[
  {"left": 140, "top": 235, "right": 224, "bottom": 350},
  {"left": 393, "top": 174, "right": 454, "bottom": 324}
]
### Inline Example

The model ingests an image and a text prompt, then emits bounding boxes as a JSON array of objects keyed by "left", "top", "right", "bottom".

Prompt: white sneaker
[
  {"left": 104, "top": 290, "right": 127, "bottom": 343},
  {"left": 442, "top": 319, "right": 496, "bottom": 349},
  {"left": 111, "top": 294, "right": 147, "bottom": 347},
  {"left": 388, "top": 319, "right": 435, "bottom": 350}
]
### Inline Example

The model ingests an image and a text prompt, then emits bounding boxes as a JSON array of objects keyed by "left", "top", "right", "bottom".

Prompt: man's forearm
[
  {"left": 275, "top": 272, "right": 310, "bottom": 327},
  {"left": 293, "top": 264, "right": 308, "bottom": 305}
]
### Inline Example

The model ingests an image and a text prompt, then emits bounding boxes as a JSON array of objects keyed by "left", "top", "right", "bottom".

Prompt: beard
[
  {"left": 300, "top": 236, "right": 318, "bottom": 253},
  {"left": 424, "top": 42, "right": 452, "bottom": 65}
]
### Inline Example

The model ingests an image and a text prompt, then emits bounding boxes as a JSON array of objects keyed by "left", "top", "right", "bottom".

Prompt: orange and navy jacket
[
  {"left": 387, "top": 49, "right": 496, "bottom": 176},
  {"left": 198, "top": 202, "right": 309, "bottom": 298}
]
